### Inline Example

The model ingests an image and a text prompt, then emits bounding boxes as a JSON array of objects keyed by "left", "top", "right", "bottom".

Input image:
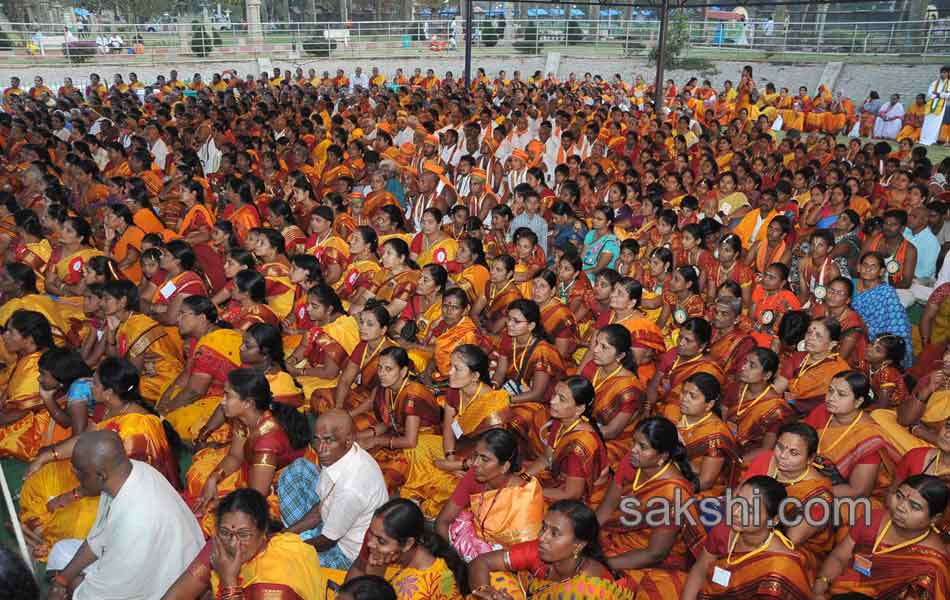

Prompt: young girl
[
  {"left": 797, "top": 229, "right": 841, "bottom": 307},
  {"left": 866, "top": 333, "right": 909, "bottom": 410},
  {"left": 750, "top": 262, "right": 802, "bottom": 347}
]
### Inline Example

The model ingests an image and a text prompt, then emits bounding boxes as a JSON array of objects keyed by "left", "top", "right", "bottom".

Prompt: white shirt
[
  {"left": 74, "top": 461, "right": 203, "bottom": 600},
  {"left": 316, "top": 443, "right": 388, "bottom": 560},
  {"left": 197, "top": 136, "right": 221, "bottom": 175},
  {"left": 350, "top": 73, "right": 370, "bottom": 92},
  {"left": 149, "top": 138, "right": 168, "bottom": 171}
]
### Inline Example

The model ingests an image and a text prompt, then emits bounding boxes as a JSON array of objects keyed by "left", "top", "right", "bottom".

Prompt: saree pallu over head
[
  {"left": 698, "top": 552, "right": 813, "bottom": 599},
  {"left": 54, "top": 248, "right": 104, "bottom": 286}
]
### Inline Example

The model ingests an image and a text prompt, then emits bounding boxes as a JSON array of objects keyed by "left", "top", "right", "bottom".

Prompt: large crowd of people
[{"left": 0, "top": 62, "right": 948, "bottom": 600}]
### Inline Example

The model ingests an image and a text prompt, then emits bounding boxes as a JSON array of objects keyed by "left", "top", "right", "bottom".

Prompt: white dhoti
[
  {"left": 921, "top": 111, "right": 946, "bottom": 145},
  {"left": 873, "top": 102, "right": 905, "bottom": 140},
  {"left": 921, "top": 78, "right": 950, "bottom": 145}
]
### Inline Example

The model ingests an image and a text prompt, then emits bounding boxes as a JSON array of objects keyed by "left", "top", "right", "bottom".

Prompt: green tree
[{"left": 649, "top": 11, "right": 691, "bottom": 69}]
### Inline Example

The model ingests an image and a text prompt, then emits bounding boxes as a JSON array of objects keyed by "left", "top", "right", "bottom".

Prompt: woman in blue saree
[
  {"left": 852, "top": 251, "right": 914, "bottom": 367},
  {"left": 581, "top": 205, "right": 619, "bottom": 282}
]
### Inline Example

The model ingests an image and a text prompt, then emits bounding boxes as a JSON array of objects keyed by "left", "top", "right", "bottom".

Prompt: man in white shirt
[
  {"left": 145, "top": 121, "right": 168, "bottom": 173},
  {"left": 279, "top": 410, "right": 388, "bottom": 570},
  {"left": 195, "top": 122, "right": 221, "bottom": 175},
  {"left": 350, "top": 67, "right": 370, "bottom": 92},
  {"left": 48, "top": 430, "right": 203, "bottom": 600}
]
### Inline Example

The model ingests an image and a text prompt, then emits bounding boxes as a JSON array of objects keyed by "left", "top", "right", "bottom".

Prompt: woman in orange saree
[
  {"left": 13, "top": 210, "right": 52, "bottom": 288},
  {"left": 187, "top": 368, "right": 309, "bottom": 535},
  {"left": 580, "top": 325, "right": 644, "bottom": 464},
  {"left": 721, "top": 348, "right": 793, "bottom": 460},
  {"left": 416, "top": 288, "right": 481, "bottom": 384},
  {"left": 395, "top": 264, "right": 445, "bottom": 373},
  {"left": 810, "top": 277, "right": 869, "bottom": 370},
  {"left": 681, "top": 476, "right": 812, "bottom": 600},
  {"left": 647, "top": 317, "right": 724, "bottom": 423},
  {"left": 20, "top": 357, "right": 179, "bottom": 558},
  {"left": 328, "top": 303, "right": 399, "bottom": 420},
  {"left": 307, "top": 206, "right": 350, "bottom": 288},
  {"left": 364, "top": 172, "right": 401, "bottom": 218},
  {"left": 706, "top": 298, "right": 756, "bottom": 387},
  {"left": 220, "top": 178, "right": 262, "bottom": 245},
  {"left": 803, "top": 371, "right": 900, "bottom": 502},
  {"left": 814, "top": 475, "right": 950, "bottom": 600},
  {"left": 596, "top": 417, "right": 707, "bottom": 599},
  {"left": 774, "top": 317, "right": 850, "bottom": 417},
  {"left": 524, "top": 377, "right": 609, "bottom": 505},
  {"left": 436, "top": 429, "right": 544, "bottom": 561},
  {"left": 252, "top": 228, "right": 297, "bottom": 320},
  {"left": 103, "top": 280, "right": 184, "bottom": 406},
  {"left": 469, "top": 500, "right": 634, "bottom": 600},
  {"left": 749, "top": 263, "right": 801, "bottom": 347},
  {"left": 44, "top": 217, "right": 104, "bottom": 298},
  {"left": 356, "top": 347, "right": 456, "bottom": 517},
  {"left": 372, "top": 238, "right": 420, "bottom": 318},
  {"left": 411, "top": 207, "right": 458, "bottom": 268},
  {"left": 678, "top": 373, "right": 738, "bottom": 498},
  {"left": 491, "top": 299, "right": 566, "bottom": 446},
  {"left": 337, "top": 226, "right": 383, "bottom": 307},
  {"left": 104, "top": 203, "right": 145, "bottom": 283},
  {"left": 531, "top": 270, "right": 579, "bottom": 362},
  {"left": 480, "top": 255, "right": 522, "bottom": 337},
  {"left": 0, "top": 310, "right": 54, "bottom": 461},
  {"left": 453, "top": 238, "right": 491, "bottom": 316}
]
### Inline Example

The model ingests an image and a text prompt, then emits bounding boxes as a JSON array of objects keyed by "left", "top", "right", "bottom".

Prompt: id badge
[
  {"left": 159, "top": 280, "right": 177, "bottom": 299},
  {"left": 853, "top": 553, "right": 872, "bottom": 577},
  {"left": 711, "top": 566, "right": 731, "bottom": 587},
  {"left": 451, "top": 419, "right": 463, "bottom": 439}
]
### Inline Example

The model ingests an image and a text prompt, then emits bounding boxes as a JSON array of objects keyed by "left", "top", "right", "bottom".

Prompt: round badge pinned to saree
[
  {"left": 761, "top": 310, "right": 775, "bottom": 326},
  {"left": 673, "top": 308, "right": 688, "bottom": 324},
  {"left": 813, "top": 285, "right": 827, "bottom": 300},
  {"left": 886, "top": 259, "right": 900, "bottom": 275}
]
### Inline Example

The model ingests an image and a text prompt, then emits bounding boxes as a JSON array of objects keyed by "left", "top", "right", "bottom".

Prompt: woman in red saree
[
  {"left": 749, "top": 263, "right": 802, "bottom": 347},
  {"left": 814, "top": 475, "right": 950, "bottom": 600},
  {"left": 555, "top": 253, "right": 595, "bottom": 337},
  {"left": 708, "top": 234, "right": 754, "bottom": 309},
  {"left": 596, "top": 416, "right": 707, "bottom": 599},
  {"left": 218, "top": 270, "right": 280, "bottom": 331},
  {"left": 251, "top": 228, "right": 296, "bottom": 321},
  {"left": 647, "top": 317, "right": 724, "bottom": 422},
  {"left": 480, "top": 255, "right": 523, "bottom": 336},
  {"left": 149, "top": 240, "right": 208, "bottom": 327},
  {"left": 523, "top": 376, "right": 609, "bottom": 505},
  {"left": 531, "top": 270, "right": 578, "bottom": 362},
  {"left": 891, "top": 418, "right": 950, "bottom": 534},
  {"left": 678, "top": 373, "right": 738, "bottom": 497},
  {"left": 658, "top": 266, "right": 707, "bottom": 343},
  {"left": 327, "top": 303, "right": 398, "bottom": 420},
  {"left": 774, "top": 317, "right": 850, "bottom": 417},
  {"left": 721, "top": 348, "right": 793, "bottom": 461},
  {"left": 491, "top": 299, "right": 566, "bottom": 446},
  {"left": 681, "top": 476, "right": 812, "bottom": 600},
  {"left": 808, "top": 276, "right": 868, "bottom": 370},
  {"left": 581, "top": 324, "right": 644, "bottom": 464},
  {"left": 267, "top": 199, "right": 308, "bottom": 256},
  {"left": 372, "top": 237, "right": 420, "bottom": 319}
]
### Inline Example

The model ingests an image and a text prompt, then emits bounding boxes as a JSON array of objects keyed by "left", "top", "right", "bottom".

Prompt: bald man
[
  {"left": 49, "top": 430, "right": 202, "bottom": 600},
  {"left": 278, "top": 409, "right": 388, "bottom": 569}
]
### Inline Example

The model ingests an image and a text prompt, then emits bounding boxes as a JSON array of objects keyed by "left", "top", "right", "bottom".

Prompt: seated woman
[
  {"left": 435, "top": 429, "right": 543, "bottom": 561},
  {"left": 35, "top": 348, "right": 93, "bottom": 446},
  {"left": 749, "top": 262, "right": 801, "bottom": 347},
  {"left": 44, "top": 216, "right": 103, "bottom": 299},
  {"left": 343, "top": 498, "right": 468, "bottom": 599},
  {"left": 511, "top": 227, "right": 546, "bottom": 298},
  {"left": 480, "top": 254, "right": 523, "bottom": 336},
  {"left": 579, "top": 324, "right": 644, "bottom": 464},
  {"left": 595, "top": 416, "right": 706, "bottom": 599},
  {"left": 410, "top": 207, "right": 458, "bottom": 267},
  {"left": 20, "top": 357, "right": 178, "bottom": 559},
  {"left": 866, "top": 334, "right": 909, "bottom": 411},
  {"left": 100, "top": 280, "right": 184, "bottom": 406},
  {"left": 454, "top": 237, "right": 491, "bottom": 318},
  {"left": 773, "top": 316, "right": 850, "bottom": 417},
  {"left": 13, "top": 208, "right": 52, "bottom": 288},
  {"left": 531, "top": 269, "right": 578, "bottom": 361},
  {"left": 219, "top": 269, "right": 279, "bottom": 331},
  {"left": 356, "top": 347, "right": 455, "bottom": 517},
  {"left": 852, "top": 251, "right": 914, "bottom": 368},
  {"left": 657, "top": 265, "right": 706, "bottom": 338},
  {"left": 163, "top": 489, "right": 329, "bottom": 600},
  {"left": 148, "top": 240, "right": 208, "bottom": 327},
  {"left": 677, "top": 373, "right": 738, "bottom": 498},
  {"left": 681, "top": 476, "right": 812, "bottom": 600},
  {"left": 811, "top": 276, "right": 869, "bottom": 370},
  {"left": 468, "top": 499, "right": 634, "bottom": 600},
  {"left": 491, "top": 299, "right": 565, "bottom": 444},
  {"left": 394, "top": 263, "right": 445, "bottom": 368},
  {"left": 879, "top": 345, "right": 950, "bottom": 453},
  {"left": 892, "top": 417, "right": 950, "bottom": 534},
  {"left": 437, "top": 344, "right": 511, "bottom": 473},
  {"left": 414, "top": 287, "right": 481, "bottom": 385},
  {"left": 209, "top": 248, "right": 257, "bottom": 314},
  {"left": 646, "top": 317, "right": 725, "bottom": 422},
  {"left": 0, "top": 310, "right": 55, "bottom": 461},
  {"left": 721, "top": 348, "right": 793, "bottom": 462},
  {"left": 187, "top": 368, "right": 309, "bottom": 534},
  {"left": 326, "top": 302, "right": 399, "bottom": 419},
  {"left": 338, "top": 226, "right": 382, "bottom": 309},
  {"left": 251, "top": 227, "right": 297, "bottom": 321},
  {"left": 813, "top": 475, "right": 950, "bottom": 599},
  {"left": 743, "top": 422, "right": 835, "bottom": 562},
  {"left": 804, "top": 370, "right": 900, "bottom": 501},
  {"left": 160, "top": 296, "right": 244, "bottom": 443},
  {"left": 372, "top": 238, "right": 420, "bottom": 318},
  {"left": 103, "top": 202, "right": 145, "bottom": 283},
  {"left": 555, "top": 252, "right": 594, "bottom": 337},
  {"left": 707, "top": 234, "right": 754, "bottom": 309},
  {"left": 523, "top": 376, "right": 609, "bottom": 504}
]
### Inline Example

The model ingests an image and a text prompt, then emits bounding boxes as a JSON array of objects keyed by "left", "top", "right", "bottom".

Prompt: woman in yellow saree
[
  {"left": 164, "top": 489, "right": 329, "bottom": 600},
  {"left": 0, "top": 310, "right": 55, "bottom": 461},
  {"left": 681, "top": 476, "right": 813, "bottom": 600},
  {"left": 13, "top": 209, "right": 52, "bottom": 289},
  {"left": 580, "top": 325, "right": 644, "bottom": 464},
  {"left": 356, "top": 347, "right": 456, "bottom": 517},
  {"left": 469, "top": 500, "right": 634, "bottom": 600},
  {"left": 337, "top": 226, "right": 382, "bottom": 307},
  {"left": 453, "top": 238, "right": 491, "bottom": 317},
  {"left": 343, "top": 498, "right": 467, "bottom": 600},
  {"left": 524, "top": 377, "right": 609, "bottom": 506},
  {"left": 596, "top": 416, "right": 707, "bottom": 599},
  {"left": 364, "top": 172, "right": 401, "bottom": 218},
  {"left": 416, "top": 288, "right": 482, "bottom": 385},
  {"left": 160, "top": 296, "right": 243, "bottom": 444},
  {"left": 646, "top": 317, "right": 724, "bottom": 422},
  {"left": 373, "top": 237, "right": 421, "bottom": 318},
  {"left": 395, "top": 264, "right": 445, "bottom": 374},
  {"left": 435, "top": 429, "right": 543, "bottom": 561},
  {"left": 678, "top": 373, "right": 739, "bottom": 498},
  {"left": 410, "top": 207, "right": 458, "bottom": 268},
  {"left": 480, "top": 255, "right": 523, "bottom": 337},
  {"left": 253, "top": 228, "right": 297, "bottom": 320},
  {"left": 102, "top": 280, "right": 184, "bottom": 406},
  {"left": 44, "top": 217, "right": 104, "bottom": 298},
  {"left": 286, "top": 284, "right": 359, "bottom": 408},
  {"left": 721, "top": 348, "right": 793, "bottom": 461},
  {"left": 20, "top": 357, "right": 179, "bottom": 559},
  {"left": 308, "top": 206, "right": 350, "bottom": 288}
]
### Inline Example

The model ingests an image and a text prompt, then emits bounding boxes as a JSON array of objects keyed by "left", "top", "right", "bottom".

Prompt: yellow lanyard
[
  {"left": 872, "top": 520, "right": 931, "bottom": 556},
  {"left": 819, "top": 411, "right": 863, "bottom": 455},
  {"left": 799, "top": 353, "right": 837, "bottom": 379},
  {"left": 551, "top": 417, "right": 585, "bottom": 450},
  {"left": 679, "top": 411, "right": 714, "bottom": 432},
  {"left": 512, "top": 339, "right": 533, "bottom": 376},
  {"left": 631, "top": 461, "right": 672, "bottom": 492},
  {"left": 672, "top": 353, "right": 703, "bottom": 372},
  {"left": 387, "top": 377, "right": 410, "bottom": 429},
  {"left": 459, "top": 383, "right": 483, "bottom": 415},
  {"left": 726, "top": 529, "right": 793, "bottom": 567},
  {"left": 736, "top": 384, "right": 774, "bottom": 418},
  {"left": 593, "top": 364, "right": 624, "bottom": 391},
  {"left": 490, "top": 279, "right": 513, "bottom": 303},
  {"left": 769, "top": 462, "right": 812, "bottom": 485},
  {"left": 360, "top": 337, "right": 388, "bottom": 372}
]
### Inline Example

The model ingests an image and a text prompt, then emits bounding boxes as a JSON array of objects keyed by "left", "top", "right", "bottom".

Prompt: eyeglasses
[{"left": 217, "top": 529, "right": 256, "bottom": 542}]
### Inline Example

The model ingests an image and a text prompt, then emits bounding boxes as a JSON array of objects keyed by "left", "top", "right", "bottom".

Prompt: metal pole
[
  {"left": 653, "top": 0, "right": 670, "bottom": 125},
  {"left": 464, "top": 0, "right": 473, "bottom": 86},
  {"left": 0, "top": 462, "right": 34, "bottom": 575}
]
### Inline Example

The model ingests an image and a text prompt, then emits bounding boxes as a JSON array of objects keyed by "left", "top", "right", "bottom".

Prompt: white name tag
[
  {"left": 451, "top": 419, "right": 463, "bottom": 439},
  {"left": 712, "top": 566, "right": 731, "bottom": 588},
  {"left": 159, "top": 280, "right": 177, "bottom": 299}
]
